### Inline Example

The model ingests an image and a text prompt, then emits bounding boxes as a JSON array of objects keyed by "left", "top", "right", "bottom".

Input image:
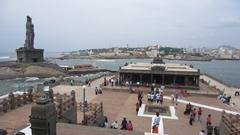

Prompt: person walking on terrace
[
  {"left": 198, "top": 107, "right": 202, "bottom": 122},
  {"left": 189, "top": 112, "right": 194, "bottom": 125}
]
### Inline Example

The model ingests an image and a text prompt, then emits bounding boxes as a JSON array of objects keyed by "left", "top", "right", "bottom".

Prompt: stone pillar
[
  {"left": 49, "top": 89, "right": 54, "bottom": 103},
  {"left": 2, "top": 99, "right": 8, "bottom": 112},
  {"left": 196, "top": 76, "right": 199, "bottom": 87},
  {"left": 8, "top": 92, "right": 16, "bottom": 109},
  {"left": 121, "top": 73, "right": 125, "bottom": 85},
  {"left": 23, "top": 92, "right": 27, "bottom": 104},
  {"left": 162, "top": 75, "right": 165, "bottom": 85},
  {"left": 28, "top": 89, "right": 33, "bottom": 102},
  {"left": 57, "top": 96, "right": 63, "bottom": 117},
  {"left": 119, "top": 73, "right": 122, "bottom": 85},
  {"left": 130, "top": 74, "right": 133, "bottom": 82},
  {"left": 185, "top": 76, "right": 188, "bottom": 86},
  {"left": 30, "top": 98, "right": 56, "bottom": 135},
  {"left": 140, "top": 74, "right": 143, "bottom": 84},
  {"left": 70, "top": 90, "right": 77, "bottom": 124},
  {"left": 173, "top": 76, "right": 176, "bottom": 85},
  {"left": 151, "top": 74, "right": 153, "bottom": 84}
]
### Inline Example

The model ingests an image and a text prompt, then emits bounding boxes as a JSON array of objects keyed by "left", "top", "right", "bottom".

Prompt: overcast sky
[{"left": 1, "top": 0, "right": 240, "bottom": 52}]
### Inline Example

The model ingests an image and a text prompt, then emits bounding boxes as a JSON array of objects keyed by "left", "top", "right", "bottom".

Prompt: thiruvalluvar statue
[{"left": 24, "top": 16, "right": 34, "bottom": 49}]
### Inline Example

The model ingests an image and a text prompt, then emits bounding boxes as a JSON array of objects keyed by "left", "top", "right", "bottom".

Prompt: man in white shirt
[
  {"left": 110, "top": 121, "right": 118, "bottom": 129},
  {"left": 154, "top": 112, "right": 160, "bottom": 126},
  {"left": 199, "top": 130, "right": 205, "bottom": 135}
]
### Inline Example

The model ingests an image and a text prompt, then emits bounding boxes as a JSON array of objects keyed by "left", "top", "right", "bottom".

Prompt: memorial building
[{"left": 119, "top": 60, "right": 200, "bottom": 89}]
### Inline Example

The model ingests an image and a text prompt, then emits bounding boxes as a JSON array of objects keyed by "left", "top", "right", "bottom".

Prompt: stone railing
[
  {"left": 0, "top": 91, "right": 43, "bottom": 114},
  {"left": 59, "top": 81, "right": 82, "bottom": 86},
  {"left": 79, "top": 102, "right": 104, "bottom": 126},
  {"left": 221, "top": 111, "right": 240, "bottom": 135},
  {"left": 54, "top": 90, "right": 76, "bottom": 119}
]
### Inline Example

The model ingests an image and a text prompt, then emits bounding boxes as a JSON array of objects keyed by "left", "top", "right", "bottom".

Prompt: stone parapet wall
[
  {"left": 220, "top": 111, "right": 240, "bottom": 135},
  {"left": 0, "top": 91, "right": 42, "bottom": 114},
  {"left": 79, "top": 102, "right": 104, "bottom": 126},
  {"left": 0, "top": 90, "right": 78, "bottom": 124},
  {"left": 53, "top": 90, "right": 77, "bottom": 124}
]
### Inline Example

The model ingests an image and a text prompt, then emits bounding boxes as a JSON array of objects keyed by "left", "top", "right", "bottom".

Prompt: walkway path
[
  {"left": 52, "top": 76, "right": 114, "bottom": 102},
  {"left": 200, "top": 74, "right": 240, "bottom": 111}
]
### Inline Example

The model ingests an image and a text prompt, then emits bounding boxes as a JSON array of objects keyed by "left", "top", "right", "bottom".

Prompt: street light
[
  {"left": 83, "top": 85, "right": 87, "bottom": 102},
  {"left": 82, "top": 85, "right": 87, "bottom": 125}
]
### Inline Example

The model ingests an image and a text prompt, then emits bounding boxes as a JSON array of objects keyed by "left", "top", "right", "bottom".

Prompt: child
[
  {"left": 152, "top": 125, "right": 158, "bottom": 133},
  {"left": 127, "top": 120, "right": 133, "bottom": 131}
]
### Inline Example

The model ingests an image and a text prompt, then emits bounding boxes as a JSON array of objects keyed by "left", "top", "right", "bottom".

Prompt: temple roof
[{"left": 120, "top": 63, "right": 199, "bottom": 73}]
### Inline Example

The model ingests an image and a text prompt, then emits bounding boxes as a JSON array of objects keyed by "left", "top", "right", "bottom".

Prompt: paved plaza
[
  {"left": 90, "top": 89, "right": 239, "bottom": 135},
  {"left": 0, "top": 104, "right": 32, "bottom": 134}
]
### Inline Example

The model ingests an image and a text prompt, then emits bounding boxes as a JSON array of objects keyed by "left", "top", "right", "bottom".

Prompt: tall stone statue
[
  {"left": 16, "top": 16, "right": 44, "bottom": 63},
  {"left": 24, "top": 16, "right": 34, "bottom": 49}
]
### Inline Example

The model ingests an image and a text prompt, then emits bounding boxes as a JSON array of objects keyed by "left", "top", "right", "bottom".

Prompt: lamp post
[{"left": 82, "top": 85, "right": 87, "bottom": 125}]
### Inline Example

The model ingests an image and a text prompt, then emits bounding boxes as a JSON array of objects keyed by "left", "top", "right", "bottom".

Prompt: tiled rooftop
[{"left": 121, "top": 63, "right": 199, "bottom": 72}]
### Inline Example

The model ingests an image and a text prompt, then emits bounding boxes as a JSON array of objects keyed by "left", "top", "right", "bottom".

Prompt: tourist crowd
[
  {"left": 102, "top": 117, "right": 134, "bottom": 131},
  {"left": 183, "top": 103, "right": 219, "bottom": 135}
]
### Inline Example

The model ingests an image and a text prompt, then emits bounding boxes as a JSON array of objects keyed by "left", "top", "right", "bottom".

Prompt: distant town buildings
[{"left": 60, "top": 44, "right": 240, "bottom": 60}]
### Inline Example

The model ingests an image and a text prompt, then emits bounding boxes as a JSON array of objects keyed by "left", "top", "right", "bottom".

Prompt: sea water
[
  {"left": 1, "top": 51, "right": 240, "bottom": 95},
  {"left": 52, "top": 58, "right": 240, "bottom": 87}
]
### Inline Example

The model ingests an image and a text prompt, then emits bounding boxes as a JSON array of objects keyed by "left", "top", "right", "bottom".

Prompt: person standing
[
  {"left": 206, "top": 114, "right": 212, "bottom": 127},
  {"left": 111, "top": 79, "right": 114, "bottom": 86},
  {"left": 104, "top": 77, "right": 107, "bottom": 86},
  {"left": 171, "top": 94, "right": 175, "bottom": 103},
  {"left": 154, "top": 112, "right": 160, "bottom": 126},
  {"left": 127, "top": 120, "right": 133, "bottom": 131},
  {"left": 192, "top": 108, "right": 196, "bottom": 121},
  {"left": 70, "top": 79, "right": 74, "bottom": 86},
  {"left": 189, "top": 113, "right": 194, "bottom": 125},
  {"left": 207, "top": 123, "right": 213, "bottom": 135},
  {"left": 159, "top": 92, "right": 163, "bottom": 104},
  {"left": 139, "top": 98, "right": 142, "bottom": 107},
  {"left": 198, "top": 107, "right": 202, "bottom": 122},
  {"left": 156, "top": 93, "right": 160, "bottom": 104},
  {"left": 95, "top": 87, "right": 98, "bottom": 95},
  {"left": 136, "top": 102, "right": 139, "bottom": 114},
  {"left": 88, "top": 80, "right": 91, "bottom": 87}
]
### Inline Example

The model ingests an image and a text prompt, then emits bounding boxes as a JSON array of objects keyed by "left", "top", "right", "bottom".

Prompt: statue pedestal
[{"left": 16, "top": 47, "right": 44, "bottom": 63}]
